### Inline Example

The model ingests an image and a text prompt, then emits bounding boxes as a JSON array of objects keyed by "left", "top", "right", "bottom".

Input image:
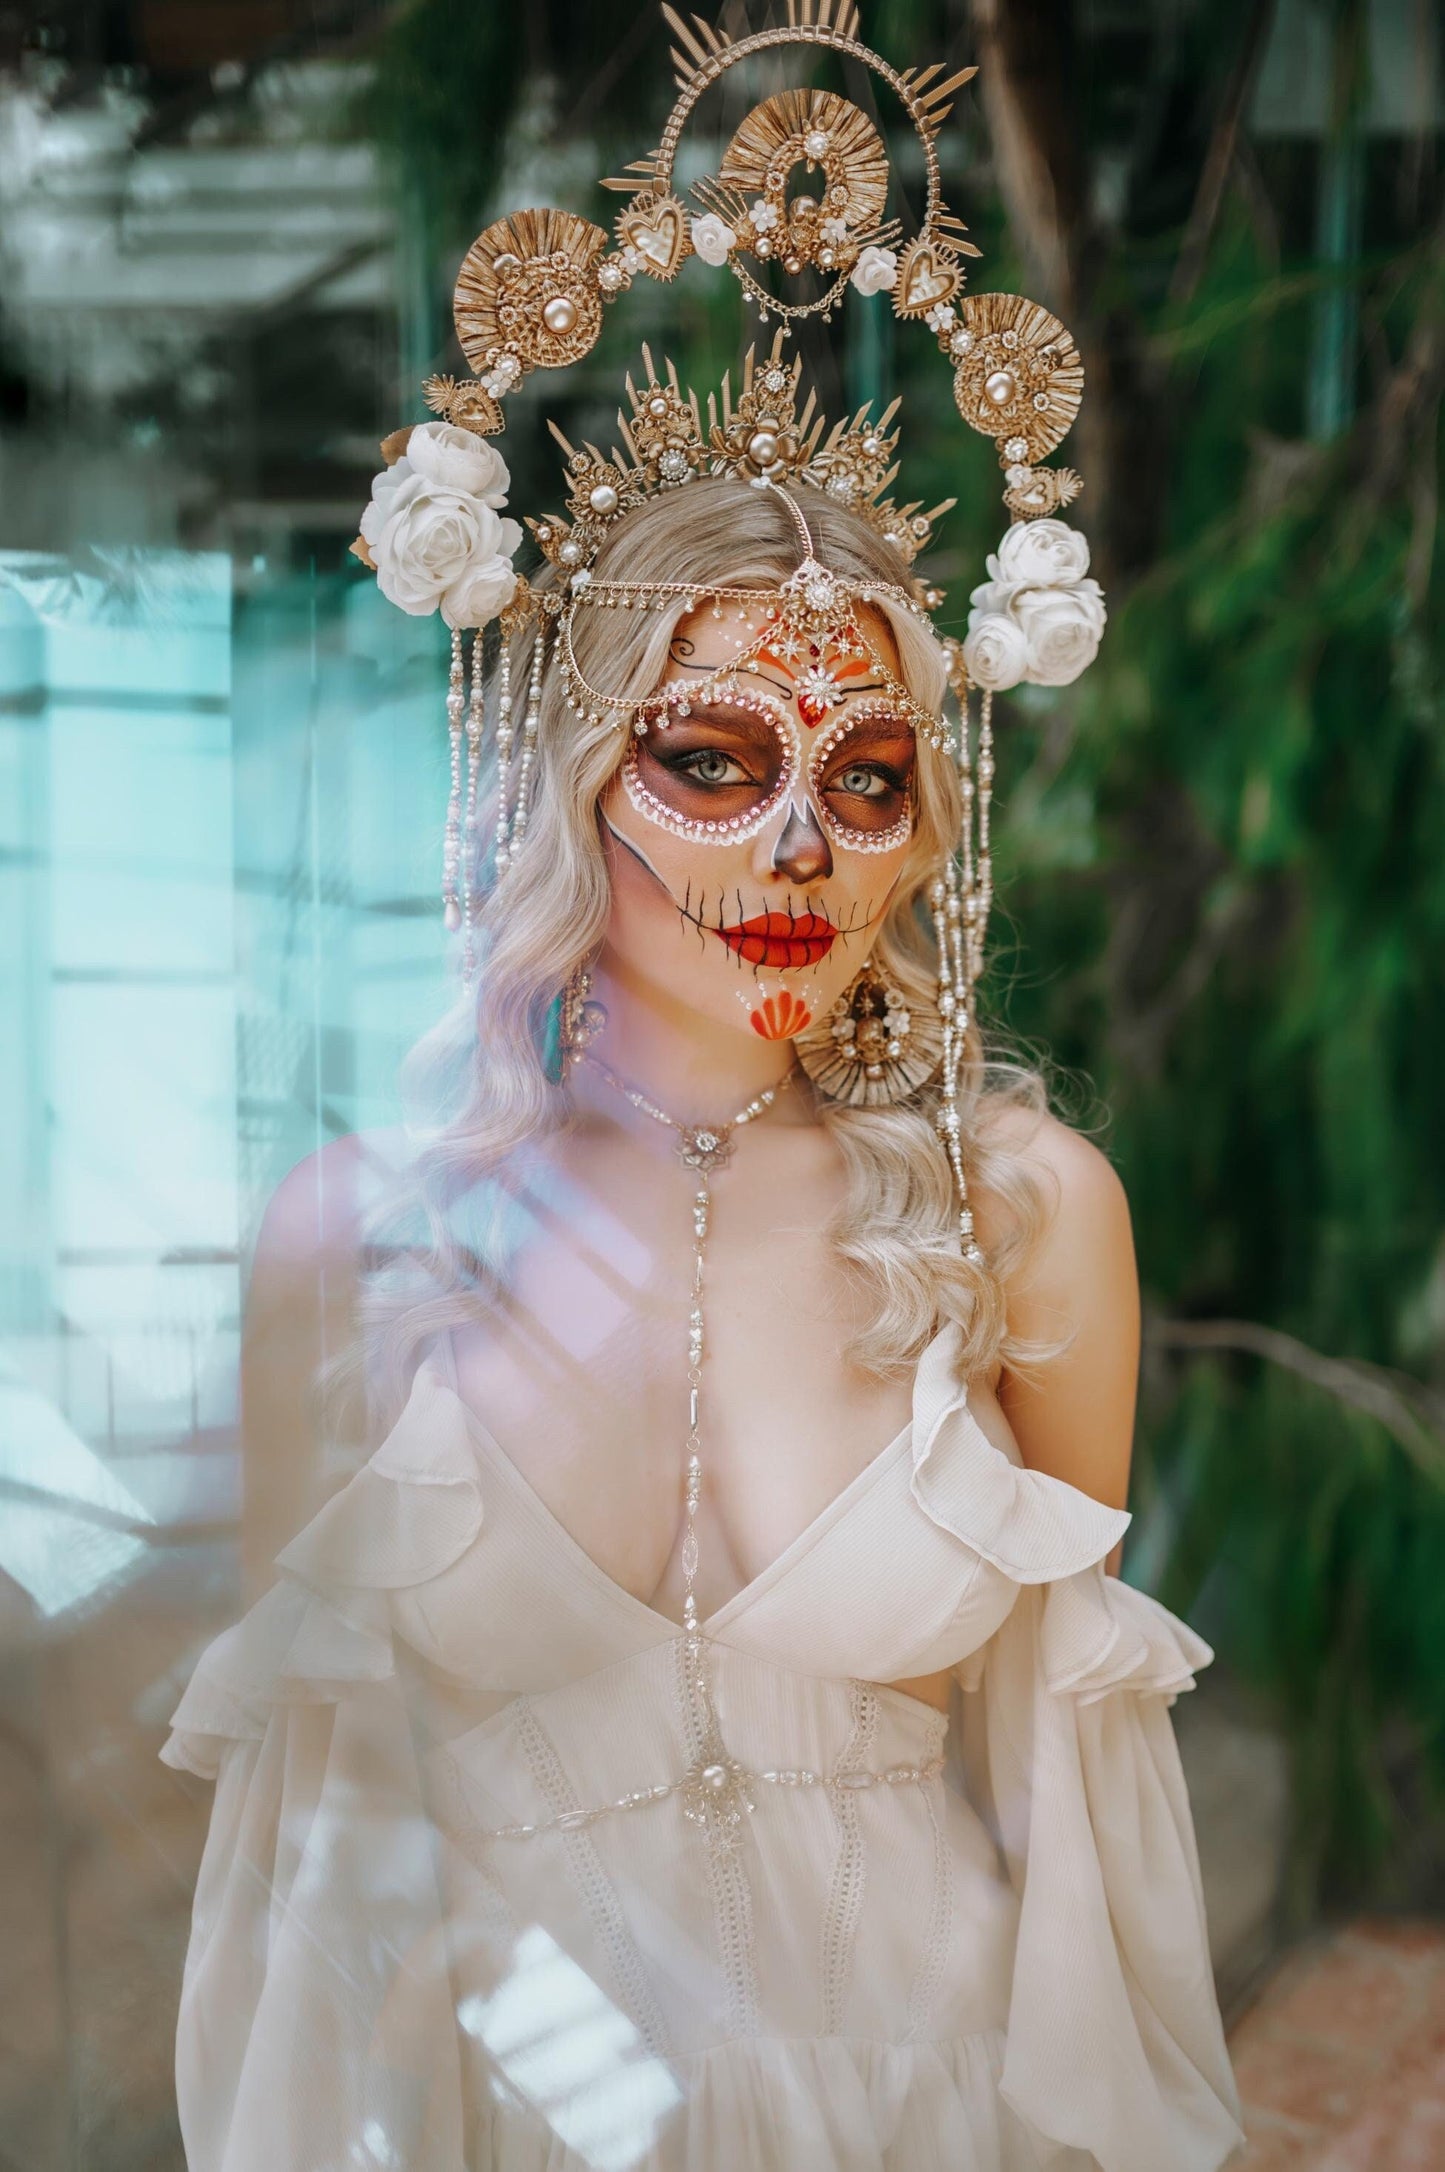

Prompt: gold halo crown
[{"left": 417, "top": 0, "right": 1086, "bottom": 610}]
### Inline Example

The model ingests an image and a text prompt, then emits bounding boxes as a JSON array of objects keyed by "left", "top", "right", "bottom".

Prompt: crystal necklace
[
  {"left": 582, "top": 1050, "right": 789, "bottom": 1847},
  {"left": 460, "top": 1054, "right": 947, "bottom": 1855}
]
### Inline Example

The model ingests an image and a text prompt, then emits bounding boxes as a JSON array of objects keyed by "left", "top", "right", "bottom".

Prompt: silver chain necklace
[{"left": 583, "top": 1051, "right": 789, "bottom": 1844}]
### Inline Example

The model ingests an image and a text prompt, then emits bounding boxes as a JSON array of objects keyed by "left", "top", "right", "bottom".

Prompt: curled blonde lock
[{"left": 353, "top": 475, "right": 1050, "bottom": 1428}]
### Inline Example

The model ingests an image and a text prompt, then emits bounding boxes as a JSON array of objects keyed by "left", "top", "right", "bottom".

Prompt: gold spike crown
[
  {"left": 523, "top": 332, "right": 956, "bottom": 606},
  {"left": 414, "top": 0, "right": 1086, "bottom": 607}
]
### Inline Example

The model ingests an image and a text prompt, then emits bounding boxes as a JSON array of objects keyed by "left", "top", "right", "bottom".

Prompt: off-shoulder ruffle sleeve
[
  {"left": 904, "top": 1328, "right": 1241, "bottom": 2170},
  {"left": 161, "top": 1365, "right": 480, "bottom": 2172}
]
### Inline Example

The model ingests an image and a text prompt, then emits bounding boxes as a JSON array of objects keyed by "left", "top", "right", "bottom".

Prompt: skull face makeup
[{"left": 599, "top": 597, "right": 921, "bottom": 1044}]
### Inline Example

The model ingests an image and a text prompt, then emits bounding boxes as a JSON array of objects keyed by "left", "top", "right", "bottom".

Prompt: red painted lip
[{"left": 716, "top": 910, "right": 837, "bottom": 968}]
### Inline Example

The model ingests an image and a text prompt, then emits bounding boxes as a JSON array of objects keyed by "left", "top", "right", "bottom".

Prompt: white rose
[
  {"left": 993, "top": 517, "right": 1091, "bottom": 587},
  {"left": 404, "top": 420, "right": 511, "bottom": 507},
  {"left": 850, "top": 244, "right": 898, "bottom": 297},
  {"left": 441, "top": 515, "right": 523, "bottom": 630},
  {"left": 1013, "top": 578, "right": 1107, "bottom": 686},
  {"left": 690, "top": 212, "right": 736, "bottom": 266},
  {"left": 962, "top": 610, "right": 1029, "bottom": 692},
  {"left": 366, "top": 474, "right": 519, "bottom": 625}
]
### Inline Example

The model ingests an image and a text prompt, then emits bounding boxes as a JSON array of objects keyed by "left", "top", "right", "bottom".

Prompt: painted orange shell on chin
[{"left": 750, "top": 991, "right": 813, "bottom": 1040}]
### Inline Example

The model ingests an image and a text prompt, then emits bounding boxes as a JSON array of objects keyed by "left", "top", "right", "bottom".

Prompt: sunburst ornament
[
  {"left": 453, "top": 208, "right": 611, "bottom": 390},
  {"left": 795, "top": 964, "right": 946, "bottom": 1109}
]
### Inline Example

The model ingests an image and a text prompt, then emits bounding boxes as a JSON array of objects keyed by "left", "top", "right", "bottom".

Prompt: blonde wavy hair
[{"left": 354, "top": 475, "right": 1049, "bottom": 1428}]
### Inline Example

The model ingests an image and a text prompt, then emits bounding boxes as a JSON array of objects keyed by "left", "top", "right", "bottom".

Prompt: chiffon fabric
[{"left": 162, "top": 1324, "right": 1243, "bottom": 2171}]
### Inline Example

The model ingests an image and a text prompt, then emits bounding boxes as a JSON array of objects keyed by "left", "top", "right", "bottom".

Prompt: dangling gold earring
[{"left": 795, "top": 960, "right": 944, "bottom": 1108}]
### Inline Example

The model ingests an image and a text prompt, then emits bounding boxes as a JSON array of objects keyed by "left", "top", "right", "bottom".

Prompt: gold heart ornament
[
  {"left": 894, "top": 238, "right": 961, "bottom": 317},
  {"left": 618, "top": 195, "right": 691, "bottom": 281}
]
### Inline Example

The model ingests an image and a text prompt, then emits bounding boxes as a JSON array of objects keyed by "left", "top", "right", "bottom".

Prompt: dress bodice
[{"left": 161, "top": 1321, "right": 1242, "bottom": 2172}]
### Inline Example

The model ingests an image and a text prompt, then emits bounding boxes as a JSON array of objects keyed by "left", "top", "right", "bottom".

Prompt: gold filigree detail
[
  {"left": 949, "top": 292, "right": 1083, "bottom": 463},
  {"left": 616, "top": 192, "right": 692, "bottom": 280},
  {"left": 715, "top": 88, "right": 889, "bottom": 278},
  {"left": 619, "top": 346, "right": 708, "bottom": 488},
  {"left": 804, "top": 397, "right": 955, "bottom": 566},
  {"left": 422, "top": 373, "right": 505, "bottom": 437},
  {"left": 453, "top": 208, "right": 609, "bottom": 385},
  {"left": 894, "top": 236, "right": 963, "bottom": 317},
  {"left": 1003, "top": 464, "right": 1084, "bottom": 519}
]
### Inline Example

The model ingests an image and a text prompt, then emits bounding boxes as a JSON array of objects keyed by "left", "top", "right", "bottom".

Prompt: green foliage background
[{"left": 363, "top": 0, "right": 1445, "bottom": 1913}]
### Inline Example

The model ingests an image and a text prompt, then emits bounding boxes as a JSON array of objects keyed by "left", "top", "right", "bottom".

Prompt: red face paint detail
[
  {"left": 750, "top": 991, "right": 812, "bottom": 1040},
  {"left": 717, "top": 910, "right": 837, "bottom": 968},
  {"left": 797, "top": 690, "right": 831, "bottom": 728}
]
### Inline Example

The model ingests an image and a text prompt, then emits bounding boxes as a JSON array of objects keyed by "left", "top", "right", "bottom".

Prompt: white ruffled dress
[{"left": 162, "top": 1324, "right": 1243, "bottom": 2171}]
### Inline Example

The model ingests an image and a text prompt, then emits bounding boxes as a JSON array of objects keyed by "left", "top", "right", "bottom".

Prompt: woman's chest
[{"left": 451, "top": 1144, "right": 915, "bottom": 1618}]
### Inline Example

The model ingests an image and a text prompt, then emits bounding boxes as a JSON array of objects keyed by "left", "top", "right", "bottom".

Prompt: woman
[{"left": 162, "top": 471, "right": 1242, "bottom": 2170}]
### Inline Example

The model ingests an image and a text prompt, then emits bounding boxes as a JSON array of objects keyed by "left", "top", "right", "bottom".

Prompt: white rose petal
[
  {"left": 359, "top": 455, "right": 416, "bottom": 550},
  {"left": 961, "top": 610, "right": 1029, "bottom": 692},
  {"left": 994, "top": 516, "right": 1091, "bottom": 587},
  {"left": 690, "top": 212, "right": 736, "bottom": 266},
  {"left": 967, "top": 576, "right": 1019, "bottom": 621},
  {"left": 404, "top": 420, "right": 511, "bottom": 506},
  {"left": 1013, "top": 578, "right": 1107, "bottom": 686},
  {"left": 441, "top": 516, "right": 523, "bottom": 630},
  {"left": 850, "top": 244, "right": 898, "bottom": 297}
]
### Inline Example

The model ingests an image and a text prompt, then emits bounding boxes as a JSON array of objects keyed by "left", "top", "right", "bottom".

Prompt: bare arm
[
  {"left": 995, "top": 1112, "right": 1140, "bottom": 1576},
  {"left": 238, "top": 1132, "right": 398, "bottom": 1601}
]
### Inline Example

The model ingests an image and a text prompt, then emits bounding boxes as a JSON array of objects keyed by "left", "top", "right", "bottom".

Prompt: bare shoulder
[
  {"left": 252, "top": 1126, "right": 412, "bottom": 1275},
  {"left": 976, "top": 1099, "right": 1133, "bottom": 1295},
  {"left": 977, "top": 1101, "right": 1139, "bottom": 1519}
]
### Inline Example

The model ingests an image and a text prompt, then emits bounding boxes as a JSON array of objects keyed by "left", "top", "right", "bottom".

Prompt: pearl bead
[
  {"left": 984, "top": 369, "right": 1017, "bottom": 406},
  {"left": 559, "top": 539, "right": 582, "bottom": 565},
  {"left": 542, "top": 294, "right": 577, "bottom": 334},
  {"left": 589, "top": 482, "right": 619, "bottom": 515},
  {"left": 702, "top": 1763, "right": 729, "bottom": 1790},
  {"left": 748, "top": 427, "right": 779, "bottom": 466}
]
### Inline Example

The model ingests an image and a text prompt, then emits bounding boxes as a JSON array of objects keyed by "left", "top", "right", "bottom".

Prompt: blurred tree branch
[{"left": 1150, "top": 1316, "right": 1445, "bottom": 1486}]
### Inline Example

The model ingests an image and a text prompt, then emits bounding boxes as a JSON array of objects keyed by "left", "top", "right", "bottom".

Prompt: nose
[{"left": 771, "top": 797, "right": 833, "bottom": 884}]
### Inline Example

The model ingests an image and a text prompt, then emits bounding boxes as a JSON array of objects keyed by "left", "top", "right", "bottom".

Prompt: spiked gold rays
[{"left": 657, "top": 0, "right": 861, "bottom": 93}]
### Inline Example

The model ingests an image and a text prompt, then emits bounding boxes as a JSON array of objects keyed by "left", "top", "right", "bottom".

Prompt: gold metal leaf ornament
[
  {"left": 453, "top": 209, "right": 610, "bottom": 383},
  {"left": 718, "top": 89, "right": 889, "bottom": 276},
  {"left": 894, "top": 236, "right": 962, "bottom": 318},
  {"left": 617, "top": 193, "right": 693, "bottom": 280},
  {"left": 950, "top": 292, "right": 1083, "bottom": 462}
]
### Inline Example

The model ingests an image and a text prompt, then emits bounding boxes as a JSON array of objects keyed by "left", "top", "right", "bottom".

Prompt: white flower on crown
[
  {"left": 690, "top": 212, "right": 736, "bottom": 266},
  {"left": 961, "top": 611, "right": 1030, "bottom": 692},
  {"left": 990, "top": 517, "right": 1092, "bottom": 588},
  {"left": 1010, "top": 581, "right": 1106, "bottom": 685},
  {"left": 360, "top": 421, "right": 522, "bottom": 631},
  {"left": 925, "top": 301, "right": 956, "bottom": 333},
  {"left": 750, "top": 199, "right": 779, "bottom": 233},
  {"left": 821, "top": 216, "right": 849, "bottom": 246},
  {"left": 964, "top": 518, "right": 1107, "bottom": 689},
  {"left": 851, "top": 245, "right": 898, "bottom": 297}
]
